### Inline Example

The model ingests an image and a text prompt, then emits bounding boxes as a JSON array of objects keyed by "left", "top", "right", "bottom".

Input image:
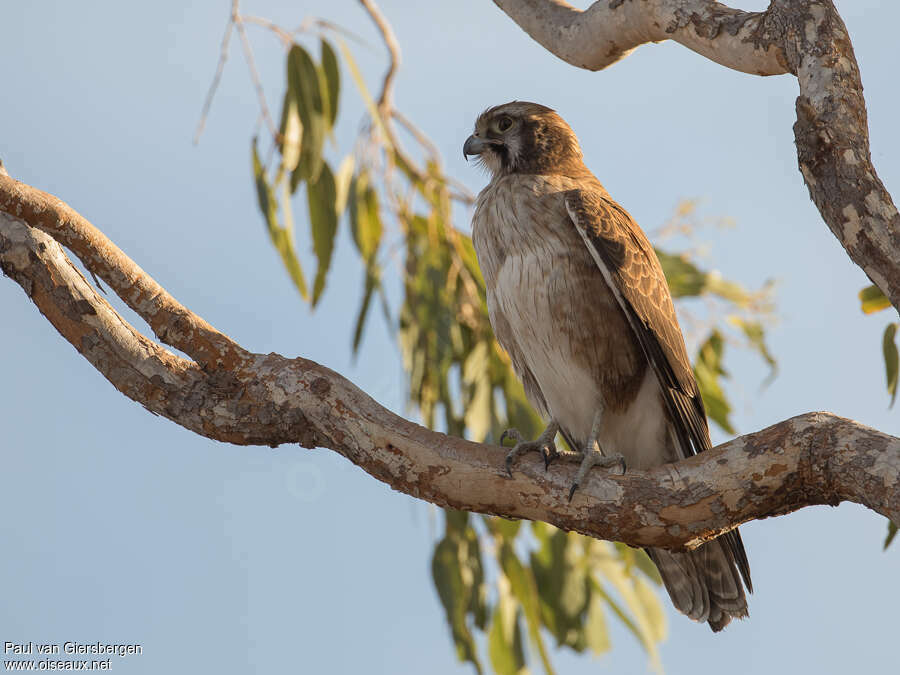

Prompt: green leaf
[
  {"left": 656, "top": 249, "right": 708, "bottom": 298},
  {"left": 349, "top": 172, "right": 383, "bottom": 263},
  {"left": 252, "top": 140, "right": 278, "bottom": 230},
  {"left": 860, "top": 284, "right": 891, "bottom": 314},
  {"left": 883, "top": 323, "right": 898, "bottom": 407},
  {"left": 498, "top": 541, "right": 555, "bottom": 675},
  {"left": 885, "top": 520, "right": 898, "bottom": 550},
  {"left": 307, "top": 162, "right": 338, "bottom": 306},
  {"left": 432, "top": 537, "right": 483, "bottom": 675},
  {"left": 252, "top": 140, "right": 308, "bottom": 300},
  {"left": 288, "top": 44, "right": 327, "bottom": 188},
  {"left": 583, "top": 589, "right": 611, "bottom": 656},
  {"left": 462, "top": 341, "right": 492, "bottom": 442},
  {"left": 488, "top": 576, "right": 528, "bottom": 675},
  {"left": 352, "top": 268, "right": 378, "bottom": 354},
  {"left": 530, "top": 524, "right": 590, "bottom": 650},
  {"left": 277, "top": 69, "right": 303, "bottom": 173},
  {"left": 633, "top": 576, "right": 666, "bottom": 644},
  {"left": 336, "top": 39, "right": 388, "bottom": 140},
  {"left": 693, "top": 330, "right": 735, "bottom": 434},
  {"left": 632, "top": 548, "right": 662, "bottom": 586},
  {"left": 591, "top": 543, "right": 665, "bottom": 669},
  {"left": 486, "top": 516, "right": 521, "bottom": 541},
  {"left": 731, "top": 317, "right": 778, "bottom": 385},
  {"left": 320, "top": 39, "right": 340, "bottom": 128}
]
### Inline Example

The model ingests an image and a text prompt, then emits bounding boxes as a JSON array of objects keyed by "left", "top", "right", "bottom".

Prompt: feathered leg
[{"left": 561, "top": 407, "right": 625, "bottom": 500}]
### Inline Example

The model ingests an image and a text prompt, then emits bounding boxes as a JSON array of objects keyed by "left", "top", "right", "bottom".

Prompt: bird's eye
[{"left": 497, "top": 116, "right": 513, "bottom": 132}]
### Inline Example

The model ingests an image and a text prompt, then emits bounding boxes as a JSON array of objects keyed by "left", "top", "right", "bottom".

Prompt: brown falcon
[{"left": 464, "top": 101, "right": 751, "bottom": 631}]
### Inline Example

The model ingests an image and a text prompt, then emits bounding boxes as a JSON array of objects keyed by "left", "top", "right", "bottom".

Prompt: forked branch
[{"left": 2, "top": 173, "right": 897, "bottom": 550}]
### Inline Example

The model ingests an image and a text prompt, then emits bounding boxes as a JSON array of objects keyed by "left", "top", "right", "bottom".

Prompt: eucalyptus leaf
[
  {"left": 252, "top": 140, "right": 308, "bottom": 300},
  {"left": 498, "top": 542, "right": 555, "bottom": 675},
  {"left": 885, "top": 520, "right": 898, "bottom": 550},
  {"left": 307, "top": 162, "right": 338, "bottom": 306},
  {"left": 349, "top": 172, "right": 383, "bottom": 263},
  {"left": 583, "top": 590, "right": 611, "bottom": 656},
  {"left": 656, "top": 248, "right": 707, "bottom": 298},
  {"left": 693, "top": 330, "right": 735, "bottom": 434},
  {"left": 432, "top": 537, "right": 483, "bottom": 675},
  {"left": 860, "top": 284, "right": 891, "bottom": 314},
  {"left": 731, "top": 317, "right": 778, "bottom": 385},
  {"left": 288, "top": 44, "right": 326, "bottom": 186},
  {"left": 278, "top": 76, "right": 303, "bottom": 173},
  {"left": 352, "top": 268, "right": 378, "bottom": 354},
  {"left": 883, "top": 322, "right": 898, "bottom": 407},
  {"left": 320, "top": 39, "right": 340, "bottom": 128},
  {"left": 333, "top": 155, "right": 355, "bottom": 217},
  {"left": 488, "top": 577, "right": 528, "bottom": 675}
]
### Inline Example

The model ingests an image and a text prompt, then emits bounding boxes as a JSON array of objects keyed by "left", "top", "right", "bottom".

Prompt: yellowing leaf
[
  {"left": 583, "top": 591, "right": 611, "bottom": 656},
  {"left": 333, "top": 155, "right": 355, "bottom": 216},
  {"left": 860, "top": 284, "right": 891, "bottom": 314},
  {"left": 278, "top": 74, "right": 303, "bottom": 173}
]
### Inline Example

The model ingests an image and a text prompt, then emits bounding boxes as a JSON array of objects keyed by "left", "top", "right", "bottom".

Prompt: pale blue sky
[{"left": 2, "top": 1, "right": 898, "bottom": 673}]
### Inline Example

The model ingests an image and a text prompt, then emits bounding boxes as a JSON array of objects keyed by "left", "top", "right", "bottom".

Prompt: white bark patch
[
  {"left": 842, "top": 149, "right": 859, "bottom": 165},
  {"left": 836, "top": 56, "right": 854, "bottom": 74},
  {"left": 0, "top": 213, "right": 36, "bottom": 270},
  {"left": 799, "top": 164, "right": 817, "bottom": 187},
  {"left": 804, "top": 18, "right": 818, "bottom": 44},
  {"left": 864, "top": 189, "right": 899, "bottom": 222},
  {"left": 841, "top": 204, "right": 862, "bottom": 247}
]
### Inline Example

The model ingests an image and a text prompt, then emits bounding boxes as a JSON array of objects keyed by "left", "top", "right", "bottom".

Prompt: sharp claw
[
  {"left": 499, "top": 428, "right": 520, "bottom": 447},
  {"left": 568, "top": 482, "right": 578, "bottom": 502}
]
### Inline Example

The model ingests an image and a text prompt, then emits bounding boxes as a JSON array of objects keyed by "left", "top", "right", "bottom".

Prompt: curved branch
[
  {"left": 2, "top": 174, "right": 898, "bottom": 549},
  {"left": 492, "top": 0, "right": 789, "bottom": 75},
  {"left": 495, "top": 0, "right": 900, "bottom": 313}
]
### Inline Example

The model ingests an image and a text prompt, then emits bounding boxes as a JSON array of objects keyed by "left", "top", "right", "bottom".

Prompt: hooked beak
[{"left": 463, "top": 134, "right": 500, "bottom": 161}]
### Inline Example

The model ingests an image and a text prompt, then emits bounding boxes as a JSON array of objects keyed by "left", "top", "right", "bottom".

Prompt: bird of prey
[{"left": 464, "top": 101, "right": 751, "bottom": 631}]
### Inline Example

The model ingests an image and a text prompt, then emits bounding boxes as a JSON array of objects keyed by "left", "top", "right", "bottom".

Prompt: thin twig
[
  {"left": 308, "top": 18, "right": 374, "bottom": 49},
  {"left": 241, "top": 15, "right": 295, "bottom": 46},
  {"left": 193, "top": 5, "right": 237, "bottom": 145},
  {"left": 234, "top": 11, "right": 279, "bottom": 138},
  {"left": 358, "top": 0, "right": 400, "bottom": 109}
]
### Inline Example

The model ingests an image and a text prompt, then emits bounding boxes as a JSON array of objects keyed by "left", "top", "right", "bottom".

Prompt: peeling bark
[
  {"left": 494, "top": 0, "right": 900, "bottom": 312},
  {"left": 2, "top": 174, "right": 898, "bottom": 550}
]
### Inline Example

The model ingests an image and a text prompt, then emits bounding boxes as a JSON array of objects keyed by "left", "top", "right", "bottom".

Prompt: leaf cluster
[{"left": 228, "top": 14, "right": 779, "bottom": 672}]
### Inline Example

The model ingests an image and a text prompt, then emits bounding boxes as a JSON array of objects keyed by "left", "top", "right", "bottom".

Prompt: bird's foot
[
  {"left": 561, "top": 447, "right": 626, "bottom": 502},
  {"left": 500, "top": 421, "right": 559, "bottom": 476}
]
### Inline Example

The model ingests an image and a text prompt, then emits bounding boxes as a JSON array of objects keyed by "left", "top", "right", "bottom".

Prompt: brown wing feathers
[{"left": 565, "top": 186, "right": 752, "bottom": 596}]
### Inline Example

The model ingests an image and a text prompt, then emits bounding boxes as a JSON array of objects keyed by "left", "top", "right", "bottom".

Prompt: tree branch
[
  {"left": 494, "top": 0, "right": 900, "bottom": 313},
  {"left": 2, "top": 173, "right": 898, "bottom": 549}
]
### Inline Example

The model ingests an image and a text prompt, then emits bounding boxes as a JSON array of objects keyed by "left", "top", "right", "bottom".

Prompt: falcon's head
[{"left": 463, "top": 101, "right": 584, "bottom": 177}]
